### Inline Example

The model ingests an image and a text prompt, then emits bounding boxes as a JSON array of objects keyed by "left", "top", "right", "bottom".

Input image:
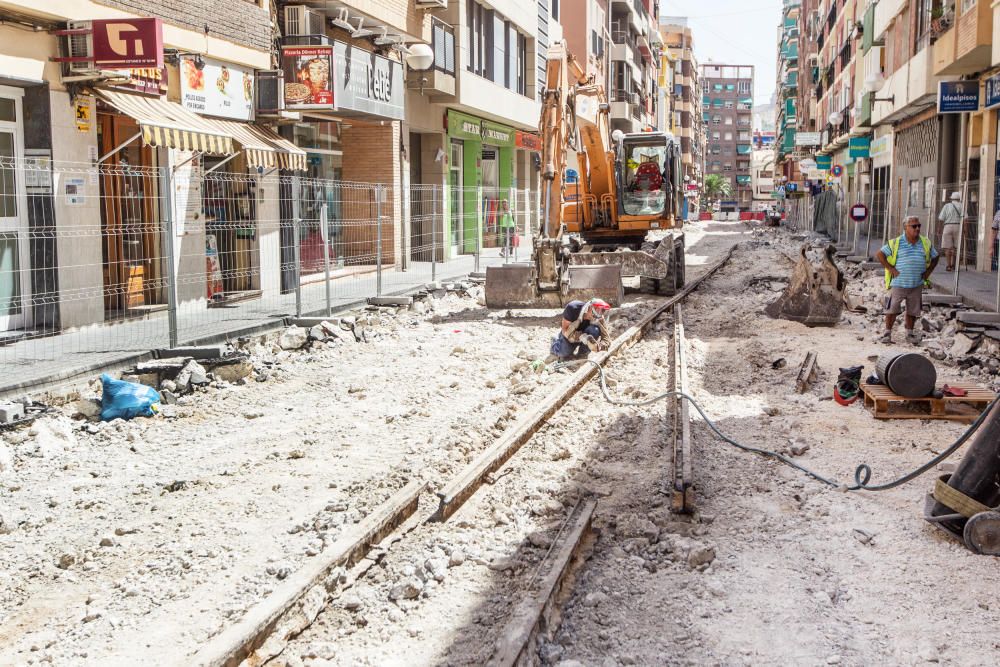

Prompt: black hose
[{"left": 563, "top": 359, "right": 997, "bottom": 493}]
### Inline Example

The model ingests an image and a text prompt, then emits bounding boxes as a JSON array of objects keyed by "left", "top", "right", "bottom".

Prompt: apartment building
[
  {"left": 775, "top": 1, "right": 802, "bottom": 184},
  {"left": 661, "top": 17, "right": 704, "bottom": 219},
  {"left": 562, "top": 0, "right": 611, "bottom": 92},
  {"left": 701, "top": 63, "right": 755, "bottom": 210},
  {"left": 609, "top": 0, "right": 661, "bottom": 133}
]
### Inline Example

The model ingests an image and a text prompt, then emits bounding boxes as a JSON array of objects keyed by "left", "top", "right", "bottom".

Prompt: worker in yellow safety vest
[{"left": 875, "top": 215, "right": 939, "bottom": 345}]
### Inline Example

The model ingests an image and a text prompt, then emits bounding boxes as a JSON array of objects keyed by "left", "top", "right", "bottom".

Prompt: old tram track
[{"left": 190, "top": 247, "right": 736, "bottom": 667}]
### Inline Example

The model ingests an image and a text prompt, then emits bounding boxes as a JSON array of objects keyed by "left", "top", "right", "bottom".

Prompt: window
[
  {"left": 467, "top": 0, "right": 527, "bottom": 96},
  {"left": 591, "top": 30, "right": 604, "bottom": 59},
  {"left": 738, "top": 80, "right": 751, "bottom": 94},
  {"left": 725, "top": 116, "right": 733, "bottom": 125},
  {"left": 725, "top": 84, "right": 735, "bottom": 91},
  {"left": 552, "top": 0, "right": 559, "bottom": 20},
  {"left": 723, "top": 163, "right": 732, "bottom": 171},
  {"left": 712, "top": 116, "right": 721, "bottom": 124},
  {"left": 713, "top": 83, "right": 723, "bottom": 91},
  {"left": 674, "top": 84, "right": 683, "bottom": 97},
  {"left": 724, "top": 132, "right": 733, "bottom": 141},
  {"left": 725, "top": 101, "right": 734, "bottom": 109},
  {"left": 712, "top": 131, "right": 720, "bottom": 140}
]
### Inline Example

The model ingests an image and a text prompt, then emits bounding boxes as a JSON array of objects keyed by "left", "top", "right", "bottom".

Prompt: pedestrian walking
[
  {"left": 499, "top": 199, "right": 515, "bottom": 257},
  {"left": 938, "top": 191, "right": 963, "bottom": 271},
  {"left": 875, "top": 216, "right": 939, "bottom": 345}
]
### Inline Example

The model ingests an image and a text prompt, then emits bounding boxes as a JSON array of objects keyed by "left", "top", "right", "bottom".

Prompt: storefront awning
[
  {"left": 94, "top": 89, "right": 235, "bottom": 155},
  {"left": 204, "top": 119, "right": 307, "bottom": 172}
]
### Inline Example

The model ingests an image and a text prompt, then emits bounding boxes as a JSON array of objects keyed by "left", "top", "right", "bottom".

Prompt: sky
[{"left": 659, "top": 0, "right": 783, "bottom": 105}]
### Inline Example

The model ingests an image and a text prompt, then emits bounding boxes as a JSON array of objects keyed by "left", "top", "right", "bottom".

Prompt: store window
[{"left": 293, "top": 121, "right": 344, "bottom": 275}]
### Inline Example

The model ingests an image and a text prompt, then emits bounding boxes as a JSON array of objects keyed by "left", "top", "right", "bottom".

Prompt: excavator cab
[{"left": 618, "top": 133, "right": 681, "bottom": 222}]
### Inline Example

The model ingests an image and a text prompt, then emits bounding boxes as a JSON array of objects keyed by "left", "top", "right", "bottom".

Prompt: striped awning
[
  {"left": 94, "top": 89, "right": 235, "bottom": 155},
  {"left": 205, "top": 119, "right": 307, "bottom": 172}
]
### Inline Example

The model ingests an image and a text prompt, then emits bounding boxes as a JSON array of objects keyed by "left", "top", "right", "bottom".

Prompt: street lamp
[
  {"left": 864, "top": 70, "right": 895, "bottom": 104},
  {"left": 405, "top": 43, "right": 434, "bottom": 72}
]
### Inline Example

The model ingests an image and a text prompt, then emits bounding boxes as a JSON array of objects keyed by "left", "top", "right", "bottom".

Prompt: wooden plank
[
  {"left": 191, "top": 480, "right": 426, "bottom": 667},
  {"left": 432, "top": 246, "right": 737, "bottom": 522},
  {"left": 490, "top": 498, "right": 597, "bottom": 667},
  {"left": 795, "top": 351, "right": 818, "bottom": 393}
]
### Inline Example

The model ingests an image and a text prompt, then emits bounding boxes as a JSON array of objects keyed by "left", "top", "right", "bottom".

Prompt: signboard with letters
[
  {"left": 848, "top": 136, "right": 870, "bottom": 159},
  {"left": 515, "top": 131, "right": 541, "bottom": 151},
  {"left": 104, "top": 67, "right": 167, "bottom": 96},
  {"left": 91, "top": 18, "right": 163, "bottom": 69},
  {"left": 180, "top": 56, "right": 254, "bottom": 120},
  {"left": 446, "top": 110, "right": 515, "bottom": 147},
  {"left": 794, "top": 132, "right": 821, "bottom": 147},
  {"left": 282, "top": 45, "right": 335, "bottom": 109},
  {"left": 937, "top": 80, "right": 980, "bottom": 114},
  {"left": 333, "top": 41, "right": 404, "bottom": 120},
  {"left": 985, "top": 73, "right": 1000, "bottom": 110}
]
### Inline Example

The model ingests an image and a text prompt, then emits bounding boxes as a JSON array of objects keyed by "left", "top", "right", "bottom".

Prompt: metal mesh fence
[{"left": 0, "top": 156, "right": 538, "bottom": 393}]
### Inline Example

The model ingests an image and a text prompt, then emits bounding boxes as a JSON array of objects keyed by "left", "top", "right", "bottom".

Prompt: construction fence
[{"left": 0, "top": 157, "right": 539, "bottom": 393}]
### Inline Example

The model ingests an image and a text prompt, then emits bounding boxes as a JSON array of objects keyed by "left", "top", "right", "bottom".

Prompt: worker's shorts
[
  {"left": 885, "top": 286, "right": 923, "bottom": 315},
  {"left": 941, "top": 224, "right": 960, "bottom": 250},
  {"left": 551, "top": 325, "right": 601, "bottom": 360}
]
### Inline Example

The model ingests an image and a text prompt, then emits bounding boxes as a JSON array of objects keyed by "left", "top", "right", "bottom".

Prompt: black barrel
[{"left": 875, "top": 351, "right": 936, "bottom": 398}]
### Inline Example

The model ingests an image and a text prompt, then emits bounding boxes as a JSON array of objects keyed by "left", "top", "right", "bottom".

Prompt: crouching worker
[{"left": 550, "top": 299, "right": 613, "bottom": 360}]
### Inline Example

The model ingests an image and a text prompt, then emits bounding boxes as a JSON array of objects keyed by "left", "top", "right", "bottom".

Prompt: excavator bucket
[
  {"left": 765, "top": 243, "right": 845, "bottom": 327},
  {"left": 484, "top": 264, "right": 622, "bottom": 309}
]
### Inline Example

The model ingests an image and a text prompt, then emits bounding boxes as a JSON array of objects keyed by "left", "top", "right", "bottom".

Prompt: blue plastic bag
[{"left": 100, "top": 373, "right": 161, "bottom": 421}]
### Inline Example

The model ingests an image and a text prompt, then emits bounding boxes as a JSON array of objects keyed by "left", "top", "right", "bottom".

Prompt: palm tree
[{"left": 702, "top": 174, "right": 733, "bottom": 210}]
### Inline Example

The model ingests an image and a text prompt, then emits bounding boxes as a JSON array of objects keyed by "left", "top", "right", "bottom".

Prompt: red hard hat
[{"left": 590, "top": 299, "right": 611, "bottom": 311}]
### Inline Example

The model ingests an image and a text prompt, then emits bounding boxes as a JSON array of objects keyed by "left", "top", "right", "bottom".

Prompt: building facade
[
  {"left": 609, "top": 0, "right": 660, "bottom": 133},
  {"left": 701, "top": 63, "right": 755, "bottom": 210},
  {"left": 661, "top": 17, "right": 704, "bottom": 220}
]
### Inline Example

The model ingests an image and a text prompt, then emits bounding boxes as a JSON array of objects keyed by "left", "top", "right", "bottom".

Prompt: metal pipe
[
  {"left": 97, "top": 131, "right": 141, "bottom": 164},
  {"left": 162, "top": 162, "right": 179, "bottom": 348},
  {"left": 376, "top": 184, "right": 383, "bottom": 297},
  {"left": 292, "top": 175, "right": 302, "bottom": 318},
  {"left": 321, "top": 203, "right": 331, "bottom": 316},
  {"left": 431, "top": 184, "right": 437, "bottom": 283}
]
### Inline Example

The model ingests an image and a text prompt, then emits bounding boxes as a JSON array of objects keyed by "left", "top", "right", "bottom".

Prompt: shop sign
[
  {"left": 794, "top": 132, "right": 821, "bottom": 146},
  {"left": 985, "top": 73, "right": 1000, "bottom": 110},
  {"left": 815, "top": 155, "right": 832, "bottom": 170},
  {"left": 282, "top": 45, "right": 335, "bottom": 109},
  {"left": 179, "top": 56, "right": 254, "bottom": 121},
  {"left": 92, "top": 18, "right": 164, "bottom": 69},
  {"left": 848, "top": 136, "right": 870, "bottom": 159},
  {"left": 333, "top": 42, "right": 404, "bottom": 121},
  {"left": 870, "top": 134, "right": 892, "bottom": 158},
  {"left": 446, "top": 111, "right": 514, "bottom": 147},
  {"left": 937, "top": 80, "right": 979, "bottom": 114},
  {"left": 798, "top": 158, "right": 817, "bottom": 171},
  {"left": 515, "top": 131, "right": 541, "bottom": 151},
  {"left": 104, "top": 67, "right": 168, "bottom": 95}
]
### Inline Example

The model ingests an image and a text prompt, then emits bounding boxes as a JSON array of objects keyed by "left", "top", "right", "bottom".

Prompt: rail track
[{"left": 190, "top": 246, "right": 735, "bottom": 667}]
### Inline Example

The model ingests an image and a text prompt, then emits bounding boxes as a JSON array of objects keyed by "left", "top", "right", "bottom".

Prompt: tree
[{"left": 702, "top": 174, "right": 733, "bottom": 210}]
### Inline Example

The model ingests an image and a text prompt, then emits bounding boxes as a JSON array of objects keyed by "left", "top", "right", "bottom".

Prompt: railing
[
  {"left": 0, "top": 158, "right": 540, "bottom": 393},
  {"left": 431, "top": 17, "right": 455, "bottom": 75}
]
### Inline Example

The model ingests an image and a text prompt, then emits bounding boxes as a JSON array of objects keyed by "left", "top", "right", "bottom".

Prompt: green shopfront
[{"left": 447, "top": 110, "right": 515, "bottom": 254}]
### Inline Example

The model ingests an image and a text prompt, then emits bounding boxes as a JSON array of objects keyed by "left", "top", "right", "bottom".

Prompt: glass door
[
  {"left": 449, "top": 140, "right": 463, "bottom": 254},
  {"left": 0, "top": 87, "right": 28, "bottom": 332}
]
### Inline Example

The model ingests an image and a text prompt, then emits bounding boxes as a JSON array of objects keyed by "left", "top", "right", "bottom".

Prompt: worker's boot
[
  {"left": 877, "top": 330, "right": 892, "bottom": 344},
  {"left": 906, "top": 329, "right": 922, "bottom": 345}
]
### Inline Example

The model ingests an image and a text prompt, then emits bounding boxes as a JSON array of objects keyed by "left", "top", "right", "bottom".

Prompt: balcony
[
  {"left": 932, "top": 2, "right": 994, "bottom": 76},
  {"left": 406, "top": 18, "right": 455, "bottom": 99}
]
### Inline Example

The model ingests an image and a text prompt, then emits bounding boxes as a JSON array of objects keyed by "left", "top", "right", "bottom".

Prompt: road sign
[
  {"left": 831, "top": 164, "right": 844, "bottom": 177},
  {"left": 850, "top": 203, "right": 869, "bottom": 222}
]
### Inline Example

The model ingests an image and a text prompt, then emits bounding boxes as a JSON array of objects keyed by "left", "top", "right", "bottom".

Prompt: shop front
[
  {"left": 281, "top": 38, "right": 405, "bottom": 276},
  {"left": 446, "top": 110, "right": 515, "bottom": 254},
  {"left": 177, "top": 54, "right": 305, "bottom": 303}
]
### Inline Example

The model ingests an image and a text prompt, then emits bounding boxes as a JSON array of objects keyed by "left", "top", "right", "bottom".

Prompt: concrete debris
[
  {"left": 175, "top": 360, "right": 209, "bottom": 391},
  {"left": 278, "top": 326, "right": 309, "bottom": 351},
  {"left": 0, "top": 402, "right": 25, "bottom": 424},
  {"left": 211, "top": 359, "right": 254, "bottom": 383},
  {"left": 950, "top": 333, "right": 979, "bottom": 357},
  {"left": 389, "top": 577, "right": 424, "bottom": 601}
]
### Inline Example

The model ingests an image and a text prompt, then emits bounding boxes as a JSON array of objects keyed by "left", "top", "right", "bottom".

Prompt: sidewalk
[{"left": 0, "top": 251, "right": 513, "bottom": 398}]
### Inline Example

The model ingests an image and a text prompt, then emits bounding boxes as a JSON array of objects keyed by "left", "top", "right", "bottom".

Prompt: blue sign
[
  {"left": 986, "top": 73, "right": 1000, "bottom": 110},
  {"left": 938, "top": 80, "right": 980, "bottom": 114},
  {"left": 849, "top": 136, "right": 870, "bottom": 159}
]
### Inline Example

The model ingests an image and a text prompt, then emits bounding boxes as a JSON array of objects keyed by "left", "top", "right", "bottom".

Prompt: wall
[
  {"left": 257, "top": 171, "right": 282, "bottom": 299},
  {"left": 340, "top": 121, "right": 402, "bottom": 265},
  {"left": 50, "top": 90, "right": 104, "bottom": 330}
]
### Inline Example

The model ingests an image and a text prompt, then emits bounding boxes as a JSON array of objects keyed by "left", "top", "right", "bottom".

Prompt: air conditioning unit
[
  {"left": 415, "top": 0, "right": 447, "bottom": 7},
  {"left": 284, "top": 5, "right": 325, "bottom": 37},
  {"left": 256, "top": 70, "right": 285, "bottom": 116},
  {"left": 64, "top": 21, "right": 95, "bottom": 75}
]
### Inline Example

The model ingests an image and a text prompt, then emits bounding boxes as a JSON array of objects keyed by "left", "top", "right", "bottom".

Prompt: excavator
[{"left": 485, "top": 41, "right": 686, "bottom": 309}]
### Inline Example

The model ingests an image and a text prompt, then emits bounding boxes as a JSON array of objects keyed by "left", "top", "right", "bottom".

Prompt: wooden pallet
[{"left": 861, "top": 383, "right": 996, "bottom": 422}]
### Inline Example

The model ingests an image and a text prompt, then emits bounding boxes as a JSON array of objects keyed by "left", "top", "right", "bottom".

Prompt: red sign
[
  {"left": 282, "top": 45, "right": 335, "bottom": 109},
  {"left": 850, "top": 203, "right": 869, "bottom": 222},
  {"left": 515, "top": 131, "right": 541, "bottom": 151},
  {"left": 92, "top": 18, "right": 164, "bottom": 69}
]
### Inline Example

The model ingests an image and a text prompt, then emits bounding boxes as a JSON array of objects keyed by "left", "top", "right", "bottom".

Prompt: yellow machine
[{"left": 485, "top": 41, "right": 685, "bottom": 309}]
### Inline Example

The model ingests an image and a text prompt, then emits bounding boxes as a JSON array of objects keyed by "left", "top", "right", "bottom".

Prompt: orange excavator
[{"left": 485, "top": 41, "right": 685, "bottom": 308}]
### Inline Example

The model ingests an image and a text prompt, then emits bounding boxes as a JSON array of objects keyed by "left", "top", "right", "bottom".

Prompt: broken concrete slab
[
  {"left": 860, "top": 261, "right": 882, "bottom": 271},
  {"left": 288, "top": 317, "right": 339, "bottom": 329},
  {"left": 154, "top": 345, "right": 226, "bottom": 360},
  {"left": 846, "top": 255, "right": 867, "bottom": 263},
  {"left": 208, "top": 359, "right": 254, "bottom": 383},
  {"left": 957, "top": 312, "right": 1000, "bottom": 326},
  {"left": 924, "top": 294, "right": 965, "bottom": 306},
  {"left": 366, "top": 296, "right": 413, "bottom": 307},
  {"left": 277, "top": 326, "right": 309, "bottom": 351},
  {"left": 0, "top": 402, "right": 25, "bottom": 424},
  {"left": 950, "top": 333, "right": 980, "bottom": 357}
]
